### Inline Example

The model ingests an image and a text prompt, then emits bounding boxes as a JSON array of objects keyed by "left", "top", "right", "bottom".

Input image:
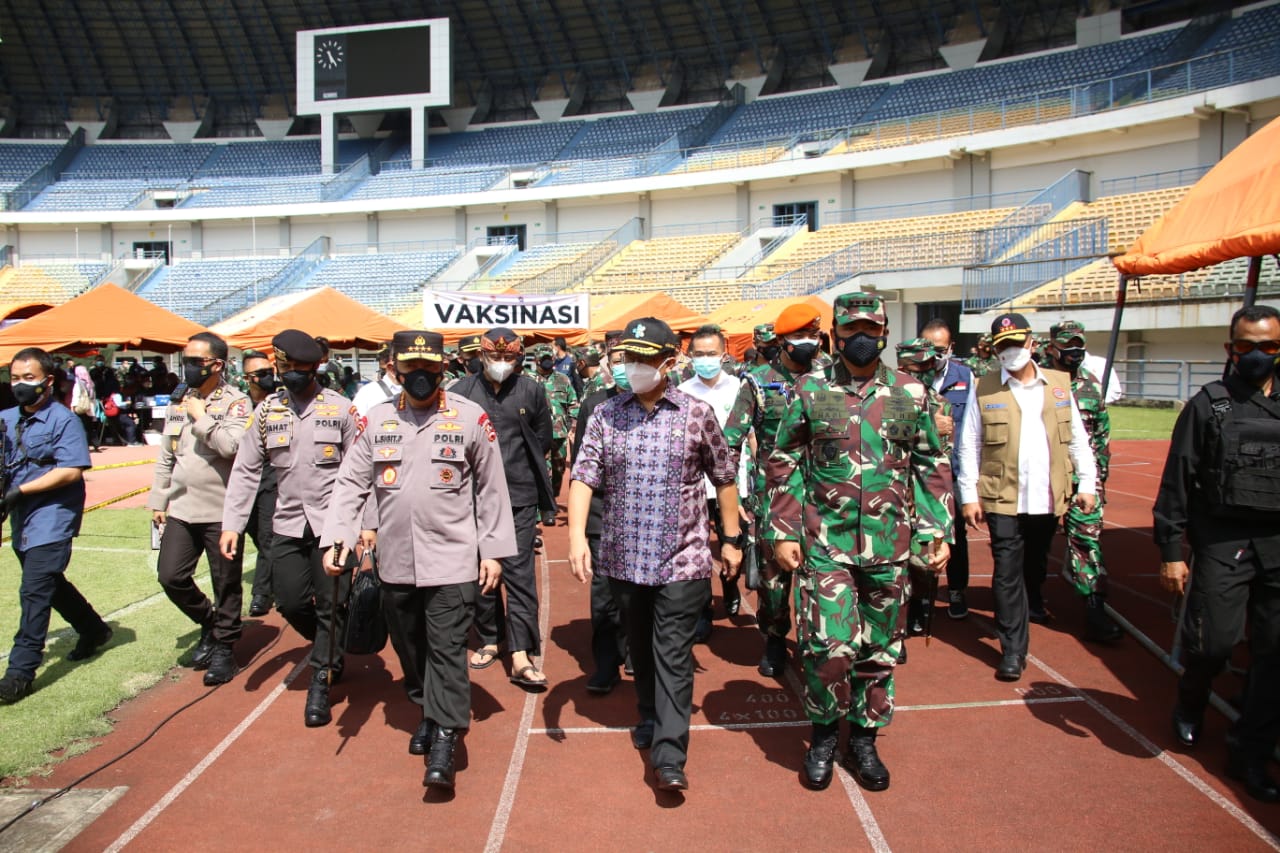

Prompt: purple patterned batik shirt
[{"left": 571, "top": 384, "right": 737, "bottom": 586}]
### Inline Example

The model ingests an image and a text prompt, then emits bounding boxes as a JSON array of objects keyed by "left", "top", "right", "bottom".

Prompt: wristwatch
[{"left": 723, "top": 530, "right": 747, "bottom": 549}]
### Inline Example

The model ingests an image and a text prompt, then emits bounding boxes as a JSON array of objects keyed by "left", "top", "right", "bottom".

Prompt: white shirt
[
  {"left": 678, "top": 371, "right": 750, "bottom": 499},
  {"left": 957, "top": 364, "right": 1098, "bottom": 513},
  {"left": 1083, "top": 352, "right": 1123, "bottom": 404},
  {"left": 351, "top": 375, "right": 402, "bottom": 417}
]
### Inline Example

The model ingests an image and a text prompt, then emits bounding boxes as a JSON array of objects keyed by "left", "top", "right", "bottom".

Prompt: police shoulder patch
[{"left": 480, "top": 412, "right": 497, "bottom": 443}]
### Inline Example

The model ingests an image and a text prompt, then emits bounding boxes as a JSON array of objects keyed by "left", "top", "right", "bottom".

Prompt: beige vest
[{"left": 975, "top": 367, "right": 1075, "bottom": 516}]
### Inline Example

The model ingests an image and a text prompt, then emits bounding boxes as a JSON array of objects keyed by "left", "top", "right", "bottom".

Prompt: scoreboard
[{"left": 296, "top": 19, "right": 451, "bottom": 116}]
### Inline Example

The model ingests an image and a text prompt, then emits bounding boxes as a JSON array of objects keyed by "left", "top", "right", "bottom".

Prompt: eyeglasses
[
  {"left": 1229, "top": 339, "right": 1280, "bottom": 356},
  {"left": 246, "top": 369, "right": 274, "bottom": 381},
  {"left": 182, "top": 356, "right": 220, "bottom": 367}
]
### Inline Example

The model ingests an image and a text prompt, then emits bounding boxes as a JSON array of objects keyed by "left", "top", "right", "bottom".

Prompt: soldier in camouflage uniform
[
  {"left": 764, "top": 293, "right": 953, "bottom": 793},
  {"left": 966, "top": 334, "right": 997, "bottom": 378},
  {"left": 533, "top": 344, "right": 579, "bottom": 496},
  {"left": 1045, "top": 320, "right": 1122, "bottom": 643},
  {"left": 580, "top": 349, "right": 609, "bottom": 399},
  {"left": 751, "top": 323, "right": 780, "bottom": 368}
]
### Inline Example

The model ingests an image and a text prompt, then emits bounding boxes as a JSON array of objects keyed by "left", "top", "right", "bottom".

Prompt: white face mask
[
  {"left": 485, "top": 359, "right": 514, "bottom": 383},
  {"left": 624, "top": 361, "right": 667, "bottom": 394},
  {"left": 998, "top": 345, "right": 1032, "bottom": 372}
]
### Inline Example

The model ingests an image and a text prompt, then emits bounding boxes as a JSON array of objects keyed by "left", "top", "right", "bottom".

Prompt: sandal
[
  {"left": 509, "top": 664, "right": 549, "bottom": 692},
  {"left": 469, "top": 646, "right": 500, "bottom": 670}
]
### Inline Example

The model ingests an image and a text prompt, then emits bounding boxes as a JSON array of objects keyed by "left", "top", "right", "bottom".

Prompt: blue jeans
[{"left": 7, "top": 540, "right": 107, "bottom": 680}]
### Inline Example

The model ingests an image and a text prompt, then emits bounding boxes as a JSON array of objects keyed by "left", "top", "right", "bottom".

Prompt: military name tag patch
[
  {"left": 1055, "top": 400, "right": 1071, "bottom": 408},
  {"left": 373, "top": 433, "right": 402, "bottom": 445},
  {"left": 810, "top": 392, "right": 848, "bottom": 425},
  {"left": 984, "top": 403, "right": 1007, "bottom": 410}
]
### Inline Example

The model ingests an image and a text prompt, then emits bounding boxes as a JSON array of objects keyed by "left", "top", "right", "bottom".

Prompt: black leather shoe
[
  {"left": 409, "top": 719, "right": 436, "bottom": 756},
  {"left": 907, "top": 599, "right": 925, "bottom": 636},
  {"left": 844, "top": 729, "right": 890, "bottom": 792},
  {"left": 802, "top": 727, "right": 839, "bottom": 790},
  {"left": 202, "top": 644, "right": 238, "bottom": 686},
  {"left": 1227, "top": 755, "right": 1280, "bottom": 803},
  {"left": 758, "top": 636, "right": 788, "bottom": 678},
  {"left": 1083, "top": 594, "right": 1123, "bottom": 643},
  {"left": 1028, "top": 590, "right": 1049, "bottom": 625},
  {"left": 1171, "top": 705, "right": 1203, "bottom": 748},
  {"left": 424, "top": 728, "right": 458, "bottom": 789},
  {"left": 654, "top": 765, "right": 688, "bottom": 791},
  {"left": 947, "top": 589, "right": 969, "bottom": 620},
  {"left": 304, "top": 671, "right": 332, "bottom": 727},
  {"left": 723, "top": 581, "right": 740, "bottom": 617},
  {"left": 995, "top": 653, "right": 1026, "bottom": 682},
  {"left": 631, "top": 719, "right": 655, "bottom": 750},
  {"left": 248, "top": 595, "right": 272, "bottom": 617},
  {"left": 585, "top": 670, "right": 620, "bottom": 695},
  {"left": 189, "top": 626, "right": 216, "bottom": 670},
  {"left": 0, "top": 674, "right": 33, "bottom": 704},
  {"left": 68, "top": 625, "right": 113, "bottom": 661},
  {"left": 693, "top": 612, "right": 712, "bottom": 644}
]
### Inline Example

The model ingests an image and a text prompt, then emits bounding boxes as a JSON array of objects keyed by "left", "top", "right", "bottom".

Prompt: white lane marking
[
  {"left": 103, "top": 657, "right": 308, "bottom": 852},
  {"left": 1023, "top": 651, "right": 1280, "bottom": 850},
  {"left": 483, "top": 546, "right": 551, "bottom": 853}
]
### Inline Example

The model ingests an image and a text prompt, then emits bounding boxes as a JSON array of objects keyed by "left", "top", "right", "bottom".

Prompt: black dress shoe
[
  {"left": 692, "top": 612, "right": 712, "bottom": 644},
  {"left": 995, "top": 653, "right": 1026, "bottom": 682},
  {"left": 189, "top": 626, "right": 216, "bottom": 670},
  {"left": 409, "top": 719, "right": 436, "bottom": 756},
  {"left": 723, "top": 581, "right": 740, "bottom": 617},
  {"left": 947, "top": 589, "right": 969, "bottom": 620},
  {"left": 304, "top": 670, "right": 332, "bottom": 727},
  {"left": 248, "top": 595, "right": 273, "bottom": 617},
  {"left": 585, "top": 670, "right": 620, "bottom": 695},
  {"left": 68, "top": 625, "right": 113, "bottom": 661},
  {"left": 0, "top": 674, "right": 33, "bottom": 704},
  {"left": 1171, "top": 705, "right": 1203, "bottom": 748},
  {"left": 843, "top": 730, "right": 890, "bottom": 792},
  {"left": 1083, "top": 594, "right": 1122, "bottom": 643},
  {"left": 758, "top": 636, "right": 788, "bottom": 678},
  {"left": 1227, "top": 755, "right": 1280, "bottom": 803},
  {"left": 654, "top": 765, "right": 688, "bottom": 791},
  {"left": 202, "top": 644, "right": 239, "bottom": 686},
  {"left": 424, "top": 728, "right": 458, "bottom": 789},
  {"left": 631, "top": 719, "right": 655, "bottom": 750},
  {"left": 802, "top": 727, "right": 839, "bottom": 790}
]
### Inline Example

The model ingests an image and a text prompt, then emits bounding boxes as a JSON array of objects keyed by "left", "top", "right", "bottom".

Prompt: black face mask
[
  {"left": 182, "top": 362, "right": 213, "bottom": 388},
  {"left": 11, "top": 379, "right": 47, "bottom": 408},
  {"left": 784, "top": 341, "right": 819, "bottom": 366},
  {"left": 466, "top": 357, "right": 483, "bottom": 375},
  {"left": 253, "top": 373, "right": 277, "bottom": 394},
  {"left": 1234, "top": 349, "right": 1279, "bottom": 384},
  {"left": 281, "top": 369, "right": 315, "bottom": 394},
  {"left": 839, "top": 333, "right": 886, "bottom": 367},
  {"left": 401, "top": 369, "right": 441, "bottom": 402},
  {"left": 760, "top": 344, "right": 781, "bottom": 362},
  {"left": 1056, "top": 347, "right": 1087, "bottom": 372}
]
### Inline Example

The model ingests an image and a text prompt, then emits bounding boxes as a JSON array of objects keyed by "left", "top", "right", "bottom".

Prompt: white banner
[{"left": 423, "top": 291, "right": 589, "bottom": 330}]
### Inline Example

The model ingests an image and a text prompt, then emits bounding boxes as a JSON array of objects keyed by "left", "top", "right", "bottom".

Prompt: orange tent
[
  {"left": 1114, "top": 115, "right": 1280, "bottom": 276},
  {"left": 589, "top": 292, "right": 708, "bottom": 337},
  {"left": 709, "top": 295, "right": 832, "bottom": 358},
  {"left": 213, "top": 287, "right": 408, "bottom": 352},
  {"left": 0, "top": 284, "right": 208, "bottom": 362}
]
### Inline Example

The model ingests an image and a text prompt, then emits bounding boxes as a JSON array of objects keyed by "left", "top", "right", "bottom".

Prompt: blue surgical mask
[
  {"left": 611, "top": 363, "right": 631, "bottom": 390},
  {"left": 692, "top": 356, "right": 723, "bottom": 380}
]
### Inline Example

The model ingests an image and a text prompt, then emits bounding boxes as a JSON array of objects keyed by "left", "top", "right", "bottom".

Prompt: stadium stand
[
  {"left": 484, "top": 242, "right": 602, "bottom": 286},
  {"left": 137, "top": 258, "right": 292, "bottom": 319},
  {"left": 0, "top": 262, "right": 107, "bottom": 303},
  {"left": 583, "top": 232, "right": 740, "bottom": 291},
  {"left": 296, "top": 251, "right": 458, "bottom": 313},
  {"left": 708, "top": 85, "right": 889, "bottom": 146},
  {"left": 0, "top": 143, "right": 62, "bottom": 190},
  {"left": 183, "top": 176, "right": 332, "bottom": 208},
  {"left": 565, "top": 108, "right": 713, "bottom": 159},
  {"left": 384, "top": 122, "right": 584, "bottom": 169},
  {"left": 346, "top": 167, "right": 506, "bottom": 200}
]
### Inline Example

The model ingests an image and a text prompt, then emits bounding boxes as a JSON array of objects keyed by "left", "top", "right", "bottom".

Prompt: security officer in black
[
  {"left": 1155, "top": 304, "right": 1280, "bottom": 803},
  {"left": 241, "top": 349, "right": 278, "bottom": 617}
]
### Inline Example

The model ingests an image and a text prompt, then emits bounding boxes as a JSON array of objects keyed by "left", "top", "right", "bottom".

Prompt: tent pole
[
  {"left": 1101, "top": 272, "right": 1128, "bottom": 401},
  {"left": 1243, "top": 255, "right": 1262, "bottom": 309}
]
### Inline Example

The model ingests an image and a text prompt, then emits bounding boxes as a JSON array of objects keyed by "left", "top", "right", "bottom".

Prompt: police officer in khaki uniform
[
  {"left": 150, "top": 332, "right": 251, "bottom": 685},
  {"left": 220, "top": 329, "right": 363, "bottom": 727},
  {"left": 323, "top": 330, "right": 516, "bottom": 790}
]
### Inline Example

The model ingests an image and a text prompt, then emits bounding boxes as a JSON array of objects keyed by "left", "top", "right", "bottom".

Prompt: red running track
[{"left": 16, "top": 439, "right": 1280, "bottom": 851}]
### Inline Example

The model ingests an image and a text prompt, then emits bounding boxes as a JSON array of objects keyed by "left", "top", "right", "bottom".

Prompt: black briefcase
[{"left": 343, "top": 550, "right": 389, "bottom": 655}]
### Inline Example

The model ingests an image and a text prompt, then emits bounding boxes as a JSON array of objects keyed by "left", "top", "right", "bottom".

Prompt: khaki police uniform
[{"left": 149, "top": 380, "right": 251, "bottom": 645}]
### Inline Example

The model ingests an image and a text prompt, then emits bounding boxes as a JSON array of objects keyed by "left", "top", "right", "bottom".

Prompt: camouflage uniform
[
  {"left": 965, "top": 334, "right": 997, "bottom": 378},
  {"left": 533, "top": 345, "right": 579, "bottom": 495},
  {"left": 581, "top": 367, "right": 609, "bottom": 399},
  {"left": 763, "top": 296, "right": 953, "bottom": 728}
]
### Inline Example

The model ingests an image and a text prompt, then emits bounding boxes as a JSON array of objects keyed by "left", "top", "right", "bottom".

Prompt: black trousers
[
  {"left": 1178, "top": 546, "right": 1280, "bottom": 760},
  {"left": 382, "top": 580, "right": 477, "bottom": 731},
  {"left": 475, "top": 504, "right": 541, "bottom": 655},
  {"left": 946, "top": 506, "right": 970, "bottom": 592},
  {"left": 7, "top": 540, "right": 108, "bottom": 680},
  {"left": 588, "top": 537, "right": 626, "bottom": 676},
  {"left": 157, "top": 518, "right": 244, "bottom": 644},
  {"left": 986, "top": 512, "right": 1058, "bottom": 658},
  {"left": 245, "top": 484, "right": 277, "bottom": 601},
  {"left": 274, "top": 524, "right": 349, "bottom": 670},
  {"left": 609, "top": 576, "right": 711, "bottom": 770}
]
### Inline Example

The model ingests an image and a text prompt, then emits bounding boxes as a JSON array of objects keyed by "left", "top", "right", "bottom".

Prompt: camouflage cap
[
  {"left": 895, "top": 337, "right": 940, "bottom": 366},
  {"left": 531, "top": 344, "right": 553, "bottom": 359},
  {"left": 753, "top": 323, "right": 777, "bottom": 344},
  {"left": 1049, "top": 319, "right": 1087, "bottom": 345},
  {"left": 833, "top": 292, "right": 887, "bottom": 326}
]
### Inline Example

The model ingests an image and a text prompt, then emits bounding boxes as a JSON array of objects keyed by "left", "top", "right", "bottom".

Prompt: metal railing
[
  {"left": 983, "top": 169, "right": 1091, "bottom": 262},
  {"left": 962, "top": 216, "right": 1111, "bottom": 310},
  {"left": 1099, "top": 165, "right": 1213, "bottom": 195},
  {"left": 516, "top": 216, "right": 644, "bottom": 294},
  {"left": 1115, "top": 358, "right": 1222, "bottom": 402},
  {"left": 322, "top": 154, "right": 371, "bottom": 202},
  {"left": 5, "top": 130, "right": 84, "bottom": 211},
  {"left": 195, "top": 236, "right": 329, "bottom": 326}
]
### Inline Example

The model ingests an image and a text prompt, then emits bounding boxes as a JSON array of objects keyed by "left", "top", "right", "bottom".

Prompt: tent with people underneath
[
  {"left": 708, "top": 295, "right": 833, "bottom": 358},
  {"left": 588, "top": 292, "right": 707, "bottom": 339}
]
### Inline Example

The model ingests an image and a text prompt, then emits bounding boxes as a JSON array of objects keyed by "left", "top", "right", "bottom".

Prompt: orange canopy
[
  {"left": 589, "top": 292, "right": 708, "bottom": 337},
  {"left": 0, "top": 284, "right": 208, "bottom": 362},
  {"left": 1114, "top": 115, "right": 1280, "bottom": 276},
  {"left": 708, "top": 295, "right": 833, "bottom": 358},
  {"left": 213, "top": 287, "right": 408, "bottom": 352}
]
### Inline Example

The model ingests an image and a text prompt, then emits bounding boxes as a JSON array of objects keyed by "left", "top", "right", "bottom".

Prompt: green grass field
[
  {"left": 1109, "top": 404, "right": 1179, "bottom": 440},
  {"left": 0, "top": 508, "right": 257, "bottom": 783}
]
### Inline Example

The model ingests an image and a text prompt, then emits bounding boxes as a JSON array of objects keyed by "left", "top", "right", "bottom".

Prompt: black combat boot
[
  {"left": 424, "top": 728, "right": 458, "bottom": 789},
  {"left": 189, "top": 625, "right": 216, "bottom": 670},
  {"left": 202, "top": 644, "right": 238, "bottom": 686},
  {"left": 802, "top": 722, "right": 839, "bottom": 790},
  {"left": 304, "top": 669, "right": 332, "bottom": 727},
  {"left": 844, "top": 726, "right": 890, "bottom": 792},
  {"left": 758, "top": 635, "right": 788, "bottom": 677},
  {"left": 1083, "top": 593, "right": 1122, "bottom": 643}
]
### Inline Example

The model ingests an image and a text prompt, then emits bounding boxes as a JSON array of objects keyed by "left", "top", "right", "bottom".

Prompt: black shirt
[
  {"left": 451, "top": 372, "right": 554, "bottom": 508},
  {"left": 571, "top": 386, "right": 621, "bottom": 538},
  {"left": 1153, "top": 373, "right": 1280, "bottom": 565}
]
